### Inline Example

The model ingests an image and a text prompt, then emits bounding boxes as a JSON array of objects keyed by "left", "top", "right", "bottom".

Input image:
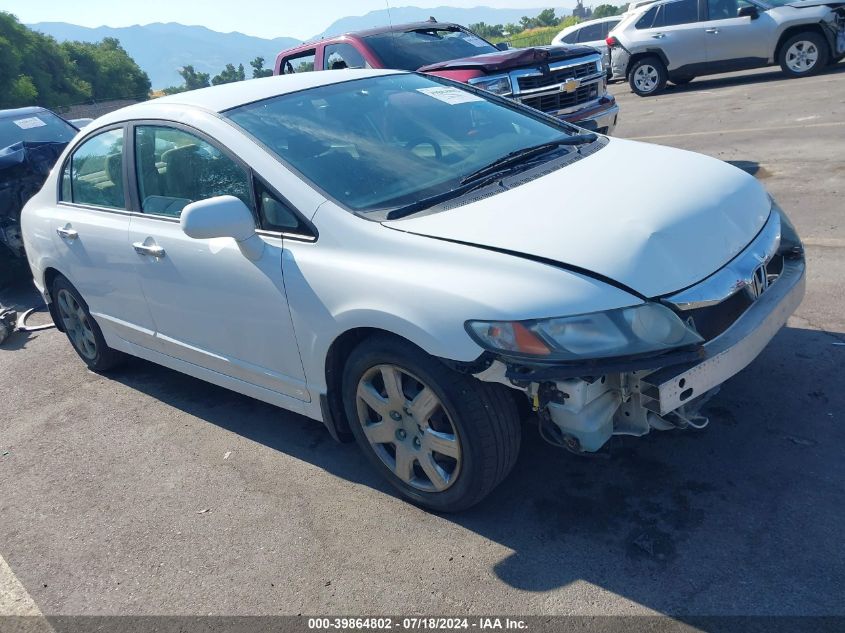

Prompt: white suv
[{"left": 608, "top": 0, "right": 845, "bottom": 95}]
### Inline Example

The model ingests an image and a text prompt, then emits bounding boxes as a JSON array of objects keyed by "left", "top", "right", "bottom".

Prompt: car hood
[
  {"left": 383, "top": 138, "right": 771, "bottom": 298},
  {"left": 418, "top": 45, "right": 599, "bottom": 73}
]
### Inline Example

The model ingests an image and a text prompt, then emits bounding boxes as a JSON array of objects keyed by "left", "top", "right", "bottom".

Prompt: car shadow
[
  {"left": 91, "top": 322, "right": 845, "bottom": 616},
  {"left": 665, "top": 62, "right": 845, "bottom": 95}
]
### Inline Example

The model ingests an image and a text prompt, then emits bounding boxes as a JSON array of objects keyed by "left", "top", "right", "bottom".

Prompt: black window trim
[
  {"left": 124, "top": 118, "right": 317, "bottom": 240},
  {"left": 56, "top": 123, "right": 132, "bottom": 215}
]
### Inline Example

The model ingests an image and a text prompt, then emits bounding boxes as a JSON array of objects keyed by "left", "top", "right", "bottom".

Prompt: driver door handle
[
  {"left": 133, "top": 242, "right": 166, "bottom": 258},
  {"left": 705, "top": 28, "right": 720, "bottom": 34},
  {"left": 56, "top": 226, "right": 78, "bottom": 240}
]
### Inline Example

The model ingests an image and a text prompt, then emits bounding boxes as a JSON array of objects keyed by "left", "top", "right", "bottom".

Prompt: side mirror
[
  {"left": 181, "top": 195, "right": 264, "bottom": 260},
  {"left": 496, "top": 42, "right": 510, "bottom": 51},
  {"left": 738, "top": 5, "right": 759, "bottom": 18}
]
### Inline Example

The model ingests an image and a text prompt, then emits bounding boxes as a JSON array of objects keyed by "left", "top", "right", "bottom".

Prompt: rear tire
[
  {"left": 342, "top": 334, "right": 521, "bottom": 512},
  {"left": 779, "top": 32, "right": 829, "bottom": 77},
  {"left": 629, "top": 56, "right": 668, "bottom": 96},
  {"left": 52, "top": 276, "right": 125, "bottom": 372}
]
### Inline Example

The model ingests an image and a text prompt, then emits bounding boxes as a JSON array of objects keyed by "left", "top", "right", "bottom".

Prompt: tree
[
  {"left": 0, "top": 11, "right": 90, "bottom": 108},
  {"left": 468, "top": 22, "right": 504, "bottom": 39},
  {"left": 178, "top": 65, "right": 211, "bottom": 90},
  {"left": 61, "top": 37, "right": 151, "bottom": 100},
  {"left": 535, "top": 9, "right": 559, "bottom": 26},
  {"left": 250, "top": 56, "right": 273, "bottom": 78},
  {"left": 593, "top": 4, "right": 625, "bottom": 18},
  {"left": 211, "top": 63, "right": 245, "bottom": 86}
]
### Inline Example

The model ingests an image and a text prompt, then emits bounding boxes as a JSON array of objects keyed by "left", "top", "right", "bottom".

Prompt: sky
[{"left": 0, "top": 0, "right": 557, "bottom": 40}]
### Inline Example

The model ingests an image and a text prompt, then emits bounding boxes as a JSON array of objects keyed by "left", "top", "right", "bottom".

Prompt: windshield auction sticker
[
  {"left": 416, "top": 87, "right": 484, "bottom": 105},
  {"left": 12, "top": 117, "right": 48, "bottom": 130}
]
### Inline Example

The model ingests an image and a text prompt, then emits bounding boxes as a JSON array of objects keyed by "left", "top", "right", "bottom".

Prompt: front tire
[
  {"left": 779, "top": 32, "right": 829, "bottom": 77},
  {"left": 629, "top": 56, "right": 668, "bottom": 96},
  {"left": 52, "top": 276, "right": 125, "bottom": 372},
  {"left": 342, "top": 335, "right": 521, "bottom": 512}
]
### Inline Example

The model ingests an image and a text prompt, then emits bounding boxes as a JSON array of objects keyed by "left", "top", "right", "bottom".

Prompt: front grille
[
  {"left": 516, "top": 61, "right": 597, "bottom": 91},
  {"left": 519, "top": 83, "right": 599, "bottom": 114},
  {"left": 675, "top": 254, "right": 785, "bottom": 341}
]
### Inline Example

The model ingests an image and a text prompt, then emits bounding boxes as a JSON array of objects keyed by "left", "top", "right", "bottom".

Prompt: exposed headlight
[
  {"left": 771, "top": 199, "right": 803, "bottom": 255},
  {"left": 467, "top": 75, "right": 512, "bottom": 96},
  {"left": 466, "top": 303, "right": 703, "bottom": 361}
]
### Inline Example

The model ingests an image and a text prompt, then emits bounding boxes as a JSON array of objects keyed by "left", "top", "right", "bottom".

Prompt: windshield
[
  {"left": 0, "top": 110, "right": 77, "bottom": 150},
  {"left": 363, "top": 28, "right": 499, "bottom": 71},
  {"left": 226, "top": 74, "right": 588, "bottom": 214}
]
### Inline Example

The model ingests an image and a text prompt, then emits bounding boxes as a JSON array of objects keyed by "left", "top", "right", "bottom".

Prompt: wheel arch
[
  {"left": 43, "top": 266, "right": 66, "bottom": 332},
  {"left": 626, "top": 49, "right": 670, "bottom": 78},
  {"left": 774, "top": 23, "right": 833, "bottom": 62}
]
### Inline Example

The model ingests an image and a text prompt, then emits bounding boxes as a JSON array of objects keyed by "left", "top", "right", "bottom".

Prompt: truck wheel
[
  {"left": 52, "top": 275, "right": 125, "bottom": 372},
  {"left": 629, "top": 56, "right": 668, "bottom": 96},
  {"left": 779, "top": 32, "right": 829, "bottom": 77},
  {"left": 342, "top": 334, "right": 521, "bottom": 512}
]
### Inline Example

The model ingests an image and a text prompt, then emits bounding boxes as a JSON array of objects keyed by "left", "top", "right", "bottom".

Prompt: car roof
[
  {"left": 560, "top": 15, "right": 623, "bottom": 34},
  {"left": 0, "top": 106, "right": 49, "bottom": 119},
  {"left": 92, "top": 69, "right": 402, "bottom": 127},
  {"left": 344, "top": 20, "right": 465, "bottom": 37}
]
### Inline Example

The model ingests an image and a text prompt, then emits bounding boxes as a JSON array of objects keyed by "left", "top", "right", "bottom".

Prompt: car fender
[{"left": 283, "top": 202, "right": 643, "bottom": 395}]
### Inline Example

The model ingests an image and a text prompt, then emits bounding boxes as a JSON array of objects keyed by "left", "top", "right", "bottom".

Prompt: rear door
[
  {"left": 701, "top": 0, "right": 775, "bottom": 69},
  {"left": 635, "top": 0, "right": 706, "bottom": 72},
  {"left": 53, "top": 126, "right": 156, "bottom": 346},
  {"left": 126, "top": 122, "right": 309, "bottom": 401}
]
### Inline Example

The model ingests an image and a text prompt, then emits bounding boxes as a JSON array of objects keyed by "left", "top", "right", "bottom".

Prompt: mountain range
[{"left": 29, "top": 5, "right": 574, "bottom": 89}]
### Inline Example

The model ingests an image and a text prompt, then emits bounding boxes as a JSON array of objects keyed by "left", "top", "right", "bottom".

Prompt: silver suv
[{"left": 607, "top": 0, "right": 845, "bottom": 96}]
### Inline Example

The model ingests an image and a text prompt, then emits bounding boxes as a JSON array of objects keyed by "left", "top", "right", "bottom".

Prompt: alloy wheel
[
  {"left": 56, "top": 289, "right": 97, "bottom": 360},
  {"left": 785, "top": 41, "right": 819, "bottom": 73},
  {"left": 633, "top": 64, "right": 660, "bottom": 93},
  {"left": 355, "top": 364, "right": 462, "bottom": 492}
]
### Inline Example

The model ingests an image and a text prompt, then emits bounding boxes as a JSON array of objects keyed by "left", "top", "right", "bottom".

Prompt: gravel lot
[{"left": 1, "top": 65, "right": 844, "bottom": 620}]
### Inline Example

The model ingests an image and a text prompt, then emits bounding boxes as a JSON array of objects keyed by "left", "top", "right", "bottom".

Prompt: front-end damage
[{"left": 467, "top": 208, "right": 806, "bottom": 453}]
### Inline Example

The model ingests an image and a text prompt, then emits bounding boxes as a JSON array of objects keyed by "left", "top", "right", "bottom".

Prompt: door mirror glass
[
  {"left": 737, "top": 5, "right": 759, "bottom": 18},
  {"left": 181, "top": 195, "right": 256, "bottom": 241},
  {"left": 496, "top": 42, "right": 510, "bottom": 51}
]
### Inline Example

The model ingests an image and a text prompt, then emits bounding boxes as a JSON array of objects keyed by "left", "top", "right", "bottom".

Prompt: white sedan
[{"left": 22, "top": 69, "right": 805, "bottom": 511}]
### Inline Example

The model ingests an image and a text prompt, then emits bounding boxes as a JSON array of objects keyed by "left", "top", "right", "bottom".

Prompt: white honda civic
[{"left": 22, "top": 69, "right": 805, "bottom": 511}]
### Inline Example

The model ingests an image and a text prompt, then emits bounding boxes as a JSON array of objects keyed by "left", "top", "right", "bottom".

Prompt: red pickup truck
[{"left": 274, "top": 20, "right": 619, "bottom": 134}]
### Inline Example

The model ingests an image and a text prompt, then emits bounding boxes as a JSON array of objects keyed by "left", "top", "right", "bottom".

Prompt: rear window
[
  {"left": 635, "top": 6, "right": 661, "bottom": 28},
  {"left": 577, "top": 22, "right": 605, "bottom": 42},
  {"left": 663, "top": 0, "right": 699, "bottom": 25},
  {"left": 280, "top": 51, "right": 316, "bottom": 74},
  {"left": 363, "top": 28, "right": 498, "bottom": 71},
  {"left": 0, "top": 110, "right": 77, "bottom": 149}
]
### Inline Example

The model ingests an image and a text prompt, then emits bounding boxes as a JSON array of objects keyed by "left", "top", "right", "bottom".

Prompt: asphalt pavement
[{"left": 1, "top": 64, "right": 843, "bottom": 621}]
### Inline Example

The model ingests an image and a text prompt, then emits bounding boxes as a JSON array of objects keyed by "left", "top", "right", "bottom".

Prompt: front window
[
  {"left": 226, "top": 74, "right": 591, "bottom": 215},
  {"left": 134, "top": 126, "right": 252, "bottom": 217},
  {"left": 363, "top": 27, "right": 498, "bottom": 71},
  {"left": 0, "top": 110, "right": 77, "bottom": 149}
]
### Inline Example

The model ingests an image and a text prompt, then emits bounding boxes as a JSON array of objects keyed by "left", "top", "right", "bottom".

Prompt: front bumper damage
[{"left": 473, "top": 212, "right": 806, "bottom": 453}]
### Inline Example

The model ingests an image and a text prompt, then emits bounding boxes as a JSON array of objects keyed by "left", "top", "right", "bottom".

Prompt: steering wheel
[{"left": 404, "top": 137, "right": 443, "bottom": 161}]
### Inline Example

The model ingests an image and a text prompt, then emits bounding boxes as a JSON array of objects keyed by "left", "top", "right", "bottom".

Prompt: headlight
[
  {"left": 466, "top": 303, "right": 703, "bottom": 361},
  {"left": 468, "top": 74, "right": 512, "bottom": 96},
  {"left": 772, "top": 199, "right": 803, "bottom": 255}
]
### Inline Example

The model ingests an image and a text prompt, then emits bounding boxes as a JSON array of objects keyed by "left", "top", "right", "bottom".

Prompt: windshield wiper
[
  {"left": 459, "top": 133, "right": 597, "bottom": 186},
  {"left": 383, "top": 133, "right": 598, "bottom": 221},
  {"left": 384, "top": 173, "right": 506, "bottom": 220}
]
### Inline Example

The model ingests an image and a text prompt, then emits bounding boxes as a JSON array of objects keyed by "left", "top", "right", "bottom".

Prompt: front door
[
  {"left": 701, "top": 0, "right": 775, "bottom": 70},
  {"left": 126, "top": 123, "right": 309, "bottom": 401}
]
